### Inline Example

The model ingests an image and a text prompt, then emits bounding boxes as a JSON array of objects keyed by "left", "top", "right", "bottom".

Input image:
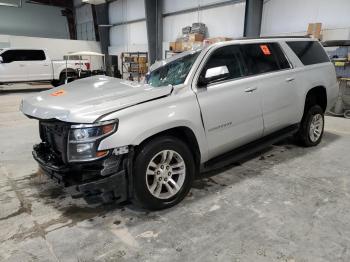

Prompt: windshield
[{"left": 147, "top": 51, "right": 200, "bottom": 87}]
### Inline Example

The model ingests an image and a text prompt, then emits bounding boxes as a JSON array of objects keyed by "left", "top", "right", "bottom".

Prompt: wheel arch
[
  {"left": 135, "top": 126, "right": 202, "bottom": 175},
  {"left": 304, "top": 86, "right": 327, "bottom": 113}
]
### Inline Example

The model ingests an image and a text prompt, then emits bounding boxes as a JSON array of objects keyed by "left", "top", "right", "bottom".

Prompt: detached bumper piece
[{"left": 33, "top": 143, "right": 128, "bottom": 204}]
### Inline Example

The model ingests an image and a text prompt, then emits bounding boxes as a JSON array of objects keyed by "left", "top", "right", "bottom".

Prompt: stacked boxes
[
  {"left": 168, "top": 22, "right": 234, "bottom": 53},
  {"left": 307, "top": 23, "right": 322, "bottom": 39},
  {"left": 203, "top": 37, "right": 233, "bottom": 45}
]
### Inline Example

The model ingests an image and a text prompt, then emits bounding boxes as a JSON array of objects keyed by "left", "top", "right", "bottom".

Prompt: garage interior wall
[
  {"left": 162, "top": 0, "right": 245, "bottom": 41},
  {"left": 108, "top": 0, "right": 148, "bottom": 70},
  {"left": 261, "top": 0, "right": 350, "bottom": 40},
  {"left": 108, "top": 0, "right": 246, "bottom": 67},
  {"left": 75, "top": 3, "right": 96, "bottom": 41},
  {"left": 0, "top": 1, "right": 69, "bottom": 39}
]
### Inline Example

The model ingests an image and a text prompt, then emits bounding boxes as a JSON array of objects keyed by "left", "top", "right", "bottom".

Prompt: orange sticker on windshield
[
  {"left": 50, "top": 90, "right": 66, "bottom": 96},
  {"left": 260, "top": 44, "right": 271, "bottom": 55}
]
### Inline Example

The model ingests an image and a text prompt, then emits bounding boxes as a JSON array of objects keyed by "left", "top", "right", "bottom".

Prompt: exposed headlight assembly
[{"left": 68, "top": 119, "right": 118, "bottom": 162}]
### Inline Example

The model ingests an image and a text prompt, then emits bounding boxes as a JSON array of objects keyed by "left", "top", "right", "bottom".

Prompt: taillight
[{"left": 85, "top": 62, "right": 90, "bottom": 70}]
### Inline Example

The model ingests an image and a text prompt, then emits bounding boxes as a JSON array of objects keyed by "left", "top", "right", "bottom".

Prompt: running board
[{"left": 201, "top": 124, "right": 299, "bottom": 173}]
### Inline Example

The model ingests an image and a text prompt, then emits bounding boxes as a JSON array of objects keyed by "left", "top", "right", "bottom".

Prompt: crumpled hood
[{"left": 20, "top": 75, "right": 172, "bottom": 123}]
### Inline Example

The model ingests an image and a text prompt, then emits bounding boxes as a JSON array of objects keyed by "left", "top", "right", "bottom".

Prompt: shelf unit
[{"left": 121, "top": 52, "right": 148, "bottom": 82}]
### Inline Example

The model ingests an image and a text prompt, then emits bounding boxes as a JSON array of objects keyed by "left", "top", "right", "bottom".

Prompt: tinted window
[
  {"left": 1, "top": 49, "right": 45, "bottom": 63},
  {"left": 26, "top": 50, "right": 46, "bottom": 61},
  {"left": 200, "top": 45, "right": 245, "bottom": 84},
  {"left": 240, "top": 43, "right": 290, "bottom": 75},
  {"left": 286, "top": 41, "right": 329, "bottom": 65}
]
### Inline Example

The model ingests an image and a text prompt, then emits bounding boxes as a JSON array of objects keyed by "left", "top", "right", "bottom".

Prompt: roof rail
[{"left": 236, "top": 35, "right": 310, "bottom": 40}]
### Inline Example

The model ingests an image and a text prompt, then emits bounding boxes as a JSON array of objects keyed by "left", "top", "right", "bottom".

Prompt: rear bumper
[{"left": 33, "top": 143, "right": 129, "bottom": 204}]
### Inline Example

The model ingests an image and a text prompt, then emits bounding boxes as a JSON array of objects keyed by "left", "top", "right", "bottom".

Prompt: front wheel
[
  {"left": 132, "top": 136, "right": 195, "bottom": 210},
  {"left": 296, "top": 105, "right": 324, "bottom": 147}
]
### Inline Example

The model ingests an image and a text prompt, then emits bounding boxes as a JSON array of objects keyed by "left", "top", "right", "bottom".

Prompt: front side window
[
  {"left": 199, "top": 45, "right": 245, "bottom": 85},
  {"left": 25, "top": 50, "right": 46, "bottom": 61},
  {"left": 1, "top": 49, "right": 45, "bottom": 63},
  {"left": 240, "top": 43, "right": 290, "bottom": 75},
  {"left": 147, "top": 51, "right": 200, "bottom": 87},
  {"left": 1, "top": 50, "right": 23, "bottom": 63},
  {"left": 286, "top": 41, "right": 329, "bottom": 65}
]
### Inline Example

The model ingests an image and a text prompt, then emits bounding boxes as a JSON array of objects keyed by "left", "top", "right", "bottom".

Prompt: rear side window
[
  {"left": 200, "top": 45, "right": 245, "bottom": 83},
  {"left": 240, "top": 43, "right": 290, "bottom": 75},
  {"left": 1, "top": 49, "right": 45, "bottom": 63},
  {"left": 286, "top": 41, "right": 329, "bottom": 65},
  {"left": 25, "top": 50, "right": 46, "bottom": 61}
]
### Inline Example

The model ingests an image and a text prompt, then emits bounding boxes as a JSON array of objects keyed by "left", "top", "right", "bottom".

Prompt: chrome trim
[
  {"left": 193, "top": 42, "right": 295, "bottom": 90},
  {"left": 70, "top": 119, "right": 118, "bottom": 129},
  {"left": 68, "top": 124, "right": 117, "bottom": 144}
]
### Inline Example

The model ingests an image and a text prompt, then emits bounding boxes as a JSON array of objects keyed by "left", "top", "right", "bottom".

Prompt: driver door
[
  {"left": 0, "top": 49, "right": 28, "bottom": 82},
  {"left": 194, "top": 45, "right": 264, "bottom": 159}
]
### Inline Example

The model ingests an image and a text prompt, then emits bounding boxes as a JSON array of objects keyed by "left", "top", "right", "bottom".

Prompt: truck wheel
[
  {"left": 132, "top": 136, "right": 195, "bottom": 210},
  {"left": 296, "top": 105, "right": 324, "bottom": 147},
  {"left": 51, "top": 80, "right": 60, "bottom": 87}
]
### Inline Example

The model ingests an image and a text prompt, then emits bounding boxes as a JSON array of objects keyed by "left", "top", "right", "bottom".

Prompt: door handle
[
  {"left": 19, "top": 64, "right": 25, "bottom": 67},
  {"left": 43, "top": 64, "right": 49, "bottom": 66},
  {"left": 244, "top": 87, "right": 257, "bottom": 93},
  {"left": 286, "top": 77, "right": 295, "bottom": 82}
]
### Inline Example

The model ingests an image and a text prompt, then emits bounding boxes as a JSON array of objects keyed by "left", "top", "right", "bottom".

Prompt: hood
[{"left": 20, "top": 76, "right": 172, "bottom": 123}]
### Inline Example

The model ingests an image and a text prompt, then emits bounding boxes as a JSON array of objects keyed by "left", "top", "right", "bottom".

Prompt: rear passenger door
[
  {"left": 240, "top": 42, "right": 299, "bottom": 135},
  {"left": 24, "top": 50, "right": 52, "bottom": 81}
]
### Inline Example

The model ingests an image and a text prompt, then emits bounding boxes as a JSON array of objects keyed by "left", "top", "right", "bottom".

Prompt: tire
[
  {"left": 51, "top": 80, "right": 60, "bottom": 87},
  {"left": 132, "top": 136, "right": 195, "bottom": 210},
  {"left": 296, "top": 105, "right": 324, "bottom": 147}
]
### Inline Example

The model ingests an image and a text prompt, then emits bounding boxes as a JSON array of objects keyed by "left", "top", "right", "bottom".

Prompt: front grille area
[{"left": 39, "top": 121, "right": 70, "bottom": 164}]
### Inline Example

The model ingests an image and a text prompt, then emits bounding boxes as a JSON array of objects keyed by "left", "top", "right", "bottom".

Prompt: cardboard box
[
  {"left": 307, "top": 23, "right": 322, "bottom": 39},
  {"left": 189, "top": 33, "right": 204, "bottom": 42},
  {"left": 175, "top": 41, "right": 183, "bottom": 52},
  {"left": 138, "top": 57, "right": 147, "bottom": 63},
  {"left": 169, "top": 42, "right": 176, "bottom": 51},
  {"left": 203, "top": 37, "right": 233, "bottom": 45}
]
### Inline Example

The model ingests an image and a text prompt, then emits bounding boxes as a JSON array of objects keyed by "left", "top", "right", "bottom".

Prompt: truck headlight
[{"left": 67, "top": 120, "right": 118, "bottom": 162}]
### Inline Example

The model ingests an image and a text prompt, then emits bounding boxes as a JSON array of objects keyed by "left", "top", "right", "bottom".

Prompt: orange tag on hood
[
  {"left": 51, "top": 89, "right": 66, "bottom": 97},
  {"left": 260, "top": 44, "right": 271, "bottom": 55}
]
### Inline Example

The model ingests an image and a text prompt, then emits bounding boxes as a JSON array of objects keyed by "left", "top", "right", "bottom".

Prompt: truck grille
[{"left": 39, "top": 121, "right": 70, "bottom": 163}]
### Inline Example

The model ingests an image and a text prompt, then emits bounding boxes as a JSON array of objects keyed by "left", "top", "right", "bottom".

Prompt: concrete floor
[{"left": 1, "top": 91, "right": 350, "bottom": 262}]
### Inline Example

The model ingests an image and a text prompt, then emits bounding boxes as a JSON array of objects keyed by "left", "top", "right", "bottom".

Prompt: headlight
[{"left": 67, "top": 120, "right": 118, "bottom": 162}]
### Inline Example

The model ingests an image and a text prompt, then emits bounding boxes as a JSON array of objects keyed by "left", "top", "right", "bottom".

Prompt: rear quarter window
[{"left": 286, "top": 41, "right": 330, "bottom": 65}]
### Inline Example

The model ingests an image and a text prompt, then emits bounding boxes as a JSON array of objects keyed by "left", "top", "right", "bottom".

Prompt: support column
[
  {"left": 243, "top": 0, "right": 263, "bottom": 37},
  {"left": 95, "top": 3, "right": 111, "bottom": 75},
  {"left": 145, "top": 0, "right": 163, "bottom": 64}
]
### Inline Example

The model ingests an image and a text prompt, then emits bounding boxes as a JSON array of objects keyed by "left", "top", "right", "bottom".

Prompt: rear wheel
[
  {"left": 132, "top": 136, "right": 195, "bottom": 210},
  {"left": 296, "top": 105, "right": 324, "bottom": 147}
]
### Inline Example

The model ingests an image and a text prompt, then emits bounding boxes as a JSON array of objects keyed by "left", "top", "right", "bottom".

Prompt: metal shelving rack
[{"left": 121, "top": 52, "right": 148, "bottom": 82}]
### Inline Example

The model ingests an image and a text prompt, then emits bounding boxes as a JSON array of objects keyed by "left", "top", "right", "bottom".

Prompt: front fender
[{"left": 97, "top": 91, "right": 209, "bottom": 163}]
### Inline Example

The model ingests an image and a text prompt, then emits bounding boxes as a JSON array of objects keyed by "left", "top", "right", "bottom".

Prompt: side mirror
[
  {"left": 0, "top": 56, "right": 3, "bottom": 63},
  {"left": 198, "top": 75, "right": 209, "bottom": 87},
  {"left": 198, "top": 65, "right": 230, "bottom": 88}
]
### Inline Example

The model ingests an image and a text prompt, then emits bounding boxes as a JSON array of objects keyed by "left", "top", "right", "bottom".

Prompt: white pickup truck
[{"left": 0, "top": 48, "right": 89, "bottom": 86}]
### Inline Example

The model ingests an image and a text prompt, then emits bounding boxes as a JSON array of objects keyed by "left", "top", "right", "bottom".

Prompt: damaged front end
[{"left": 33, "top": 120, "right": 133, "bottom": 204}]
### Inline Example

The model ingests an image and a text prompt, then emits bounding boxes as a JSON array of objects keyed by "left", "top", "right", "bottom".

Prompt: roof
[{"left": 65, "top": 51, "right": 105, "bottom": 57}]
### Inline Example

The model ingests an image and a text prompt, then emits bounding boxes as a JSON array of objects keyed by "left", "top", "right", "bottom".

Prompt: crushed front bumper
[{"left": 33, "top": 143, "right": 130, "bottom": 204}]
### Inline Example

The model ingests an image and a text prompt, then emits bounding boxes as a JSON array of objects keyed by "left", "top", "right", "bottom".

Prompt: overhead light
[
  {"left": 0, "top": 0, "right": 22, "bottom": 7},
  {"left": 81, "top": 0, "right": 106, "bottom": 4}
]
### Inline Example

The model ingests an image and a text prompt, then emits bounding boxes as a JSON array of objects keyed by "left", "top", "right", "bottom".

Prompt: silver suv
[{"left": 21, "top": 38, "right": 338, "bottom": 210}]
